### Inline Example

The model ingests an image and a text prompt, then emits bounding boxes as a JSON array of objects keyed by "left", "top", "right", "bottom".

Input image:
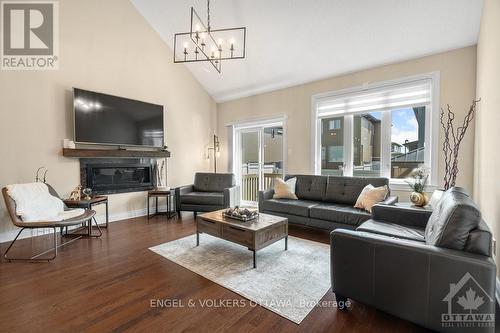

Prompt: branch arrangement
[
  {"left": 156, "top": 160, "right": 165, "bottom": 187},
  {"left": 440, "top": 99, "right": 480, "bottom": 190}
]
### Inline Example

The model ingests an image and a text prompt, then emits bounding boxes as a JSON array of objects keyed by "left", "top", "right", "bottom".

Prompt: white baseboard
[{"left": 0, "top": 205, "right": 169, "bottom": 244}]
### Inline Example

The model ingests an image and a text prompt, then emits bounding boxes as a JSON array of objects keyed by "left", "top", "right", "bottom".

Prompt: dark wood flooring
[{"left": 0, "top": 214, "right": 430, "bottom": 333}]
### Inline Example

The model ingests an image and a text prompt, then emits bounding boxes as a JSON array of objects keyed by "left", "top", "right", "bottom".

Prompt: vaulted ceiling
[{"left": 131, "top": 0, "right": 483, "bottom": 102}]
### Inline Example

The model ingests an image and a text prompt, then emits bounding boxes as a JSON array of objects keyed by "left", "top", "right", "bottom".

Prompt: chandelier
[{"left": 173, "top": 0, "right": 246, "bottom": 73}]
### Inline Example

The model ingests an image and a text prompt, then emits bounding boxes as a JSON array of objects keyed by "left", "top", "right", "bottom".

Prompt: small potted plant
[{"left": 406, "top": 165, "right": 429, "bottom": 207}]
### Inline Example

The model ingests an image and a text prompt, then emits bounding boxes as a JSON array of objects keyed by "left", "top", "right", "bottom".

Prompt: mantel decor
[
  {"left": 440, "top": 99, "right": 479, "bottom": 190},
  {"left": 62, "top": 148, "right": 171, "bottom": 159},
  {"left": 173, "top": 0, "right": 246, "bottom": 73}
]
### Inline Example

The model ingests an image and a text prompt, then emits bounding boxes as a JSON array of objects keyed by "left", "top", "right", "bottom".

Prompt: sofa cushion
[
  {"left": 309, "top": 203, "right": 370, "bottom": 226},
  {"left": 424, "top": 187, "right": 482, "bottom": 251},
  {"left": 285, "top": 175, "right": 327, "bottom": 201},
  {"left": 273, "top": 177, "right": 298, "bottom": 199},
  {"left": 180, "top": 192, "right": 224, "bottom": 205},
  {"left": 194, "top": 173, "right": 235, "bottom": 192},
  {"left": 261, "top": 199, "right": 319, "bottom": 217},
  {"left": 357, "top": 220, "right": 425, "bottom": 242},
  {"left": 324, "top": 176, "right": 389, "bottom": 205},
  {"left": 464, "top": 219, "right": 493, "bottom": 256},
  {"left": 354, "top": 184, "right": 389, "bottom": 212}
]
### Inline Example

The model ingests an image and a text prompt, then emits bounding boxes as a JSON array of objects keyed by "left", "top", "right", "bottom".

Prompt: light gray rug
[{"left": 149, "top": 234, "right": 331, "bottom": 324}]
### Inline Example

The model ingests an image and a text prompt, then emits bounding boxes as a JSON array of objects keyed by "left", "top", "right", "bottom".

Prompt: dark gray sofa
[
  {"left": 175, "top": 172, "right": 240, "bottom": 216},
  {"left": 258, "top": 174, "right": 397, "bottom": 231},
  {"left": 331, "top": 187, "right": 496, "bottom": 333}
]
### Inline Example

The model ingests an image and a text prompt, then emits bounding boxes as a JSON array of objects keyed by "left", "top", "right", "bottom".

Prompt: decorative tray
[{"left": 222, "top": 207, "right": 259, "bottom": 222}]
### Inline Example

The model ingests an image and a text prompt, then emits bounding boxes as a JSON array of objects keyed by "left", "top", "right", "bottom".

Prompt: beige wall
[
  {"left": 474, "top": 0, "right": 500, "bottom": 276},
  {"left": 0, "top": 0, "right": 216, "bottom": 238},
  {"left": 217, "top": 46, "right": 477, "bottom": 199}
]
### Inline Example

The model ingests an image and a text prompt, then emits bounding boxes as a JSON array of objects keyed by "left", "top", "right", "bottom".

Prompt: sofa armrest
[
  {"left": 381, "top": 196, "right": 398, "bottom": 205},
  {"left": 371, "top": 203, "right": 431, "bottom": 229},
  {"left": 258, "top": 188, "right": 275, "bottom": 212},
  {"left": 175, "top": 185, "right": 193, "bottom": 211},
  {"left": 224, "top": 185, "right": 240, "bottom": 208},
  {"left": 330, "top": 229, "right": 496, "bottom": 332},
  {"left": 176, "top": 185, "right": 194, "bottom": 195}
]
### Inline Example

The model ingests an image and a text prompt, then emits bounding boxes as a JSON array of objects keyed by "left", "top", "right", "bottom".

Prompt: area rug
[{"left": 149, "top": 234, "right": 331, "bottom": 324}]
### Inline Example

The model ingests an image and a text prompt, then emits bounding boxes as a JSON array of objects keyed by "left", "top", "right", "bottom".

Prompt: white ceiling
[{"left": 131, "top": 0, "right": 483, "bottom": 103}]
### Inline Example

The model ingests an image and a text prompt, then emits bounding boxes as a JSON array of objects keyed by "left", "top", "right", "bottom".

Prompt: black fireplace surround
[{"left": 80, "top": 158, "right": 156, "bottom": 195}]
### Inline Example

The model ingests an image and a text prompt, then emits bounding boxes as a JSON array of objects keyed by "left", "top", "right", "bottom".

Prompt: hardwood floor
[{"left": 0, "top": 214, "right": 430, "bottom": 333}]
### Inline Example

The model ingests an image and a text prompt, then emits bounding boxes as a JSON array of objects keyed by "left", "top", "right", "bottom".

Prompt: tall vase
[
  {"left": 410, "top": 192, "right": 429, "bottom": 207},
  {"left": 429, "top": 189, "right": 445, "bottom": 208}
]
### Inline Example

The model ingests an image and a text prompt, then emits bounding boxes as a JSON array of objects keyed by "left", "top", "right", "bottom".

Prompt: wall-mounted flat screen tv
[{"left": 73, "top": 88, "right": 164, "bottom": 148}]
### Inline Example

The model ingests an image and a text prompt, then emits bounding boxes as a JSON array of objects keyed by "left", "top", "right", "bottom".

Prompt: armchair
[
  {"left": 2, "top": 184, "right": 99, "bottom": 261},
  {"left": 330, "top": 187, "right": 496, "bottom": 333},
  {"left": 175, "top": 172, "right": 240, "bottom": 216}
]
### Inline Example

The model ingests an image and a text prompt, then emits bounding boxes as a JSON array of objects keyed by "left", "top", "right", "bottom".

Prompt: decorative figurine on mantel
[{"left": 69, "top": 185, "right": 82, "bottom": 200}]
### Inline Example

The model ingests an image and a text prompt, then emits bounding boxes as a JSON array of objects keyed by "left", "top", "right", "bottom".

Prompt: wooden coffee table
[{"left": 196, "top": 210, "right": 288, "bottom": 268}]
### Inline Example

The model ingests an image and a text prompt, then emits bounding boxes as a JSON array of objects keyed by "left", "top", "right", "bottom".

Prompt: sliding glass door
[
  {"left": 240, "top": 130, "right": 260, "bottom": 202},
  {"left": 235, "top": 122, "right": 284, "bottom": 205}
]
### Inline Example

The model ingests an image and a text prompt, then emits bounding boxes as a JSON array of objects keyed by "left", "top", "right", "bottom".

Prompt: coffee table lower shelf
[{"left": 196, "top": 210, "right": 288, "bottom": 268}]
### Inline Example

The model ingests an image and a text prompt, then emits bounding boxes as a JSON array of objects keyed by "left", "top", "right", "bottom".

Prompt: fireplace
[{"left": 80, "top": 158, "right": 156, "bottom": 195}]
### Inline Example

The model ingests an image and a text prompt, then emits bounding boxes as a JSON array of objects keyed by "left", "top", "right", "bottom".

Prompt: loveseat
[
  {"left": 258, "top": 174, "right": 397, "bottom": 231},
  {"left": 331, "top": 187, "right": 496, "bottom": 333}
]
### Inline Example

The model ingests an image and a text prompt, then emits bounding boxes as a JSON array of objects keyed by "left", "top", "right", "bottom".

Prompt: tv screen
[{"left": 73, "top": 88, "right": 164, "bottom": 148}]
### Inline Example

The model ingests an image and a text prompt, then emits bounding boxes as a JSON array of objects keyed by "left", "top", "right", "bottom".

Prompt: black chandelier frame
[{"left": 173, "top": 1, "right": 246, "bottom": 73}]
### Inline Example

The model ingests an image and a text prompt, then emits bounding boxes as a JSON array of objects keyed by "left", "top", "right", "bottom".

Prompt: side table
[
  {"left": 394, "top": 202, "right": 433, "bottom": 212},
  {"left": 147, "top": 189, "right": 177, "bottom": 219},
  {"left": 64, "top": 196, "right": 109, "bottom": 235},
  {"left": 394, "top": 202, "right": 433, "bottom": 220}
]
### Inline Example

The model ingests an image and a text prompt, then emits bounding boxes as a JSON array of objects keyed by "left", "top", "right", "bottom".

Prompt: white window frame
[
  {"left": 231, "top": 116, "right": 287, "bottom": 203},
  {"left": 311, "top": 72, "right": 440, "bottom": 191}
]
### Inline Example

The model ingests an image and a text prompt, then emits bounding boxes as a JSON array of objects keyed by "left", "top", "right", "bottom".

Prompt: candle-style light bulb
[
  {"left": 230, "top": 38, "right": 235, "bottom": 57},
  {"left": 183, "top": 42, "right": 188, "bottom": 61},
  {"left": 200, "top": 33, "right": 206, "bottom": 50},
  {"left": 218, "top": 39, "right": 223, "bottom": 53}
]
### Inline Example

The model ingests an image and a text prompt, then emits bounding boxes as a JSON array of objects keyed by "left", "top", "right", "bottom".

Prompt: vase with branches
[
  {"left": 154, "top": 160, "right": 165, "bottom": 189},
  {"left": 440, "top": 99, "right": 480, "bottom": 190}
]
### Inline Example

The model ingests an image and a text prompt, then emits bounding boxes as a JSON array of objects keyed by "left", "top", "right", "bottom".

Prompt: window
[
  {"left": 390, "top": 107, "right": 426, "bottom": 179},
  {"left": 312, "top": 74, "right": 438, "bottom": 187},
  {"left": 321, "top": 117, "right": 344, "bottom": 175},
  {"left": 328, "top": 119, "right": 341, "bottom": 130},
  {"left": 353, "top": 112, "right": 381, "bottom": 177}
]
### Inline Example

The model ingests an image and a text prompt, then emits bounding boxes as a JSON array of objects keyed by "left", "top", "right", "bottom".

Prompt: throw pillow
[
  {"left": 354, "top": 184, "right": 388, "bottom": 212},
  {"left": 273, "top": 177, "right": 298, "bottom": 199}
]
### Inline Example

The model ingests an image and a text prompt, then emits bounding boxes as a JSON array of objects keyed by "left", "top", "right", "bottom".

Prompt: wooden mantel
[{"left": 62, "top": 148, "right": 171, "bottom": 158}]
